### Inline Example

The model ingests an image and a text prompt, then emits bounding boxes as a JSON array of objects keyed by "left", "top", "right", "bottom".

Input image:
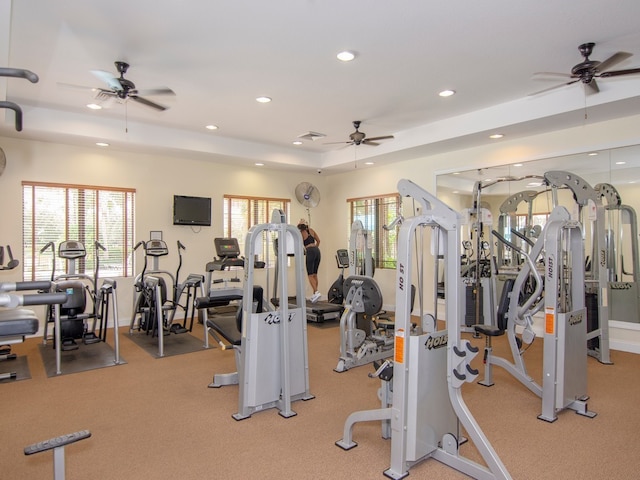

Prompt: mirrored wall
[{"left": 436, "top": 144, "right": 640, "bottom": 325}]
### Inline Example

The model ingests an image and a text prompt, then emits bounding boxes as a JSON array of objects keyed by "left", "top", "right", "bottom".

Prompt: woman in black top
[{"left": 297, "top": 220, "right": 321, "bottom": 302}]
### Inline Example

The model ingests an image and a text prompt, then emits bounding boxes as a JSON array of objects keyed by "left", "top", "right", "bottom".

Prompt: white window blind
[
  {"left": 223, "top": 195, "right": 290, "bottom": 261},
  {"left": 348, "top": 193, "right": 400, "bottom": 269},
  {"left": 22, "top": 181, "right": 135, "bottom": 280}
]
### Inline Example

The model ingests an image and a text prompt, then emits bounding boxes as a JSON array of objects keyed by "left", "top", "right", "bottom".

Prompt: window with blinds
[
  {"left": 348, "top": 193, "right": 400, "bottom": 269},
  {"left": 223, "top": 195, "right": 290, "bottom": 262},
  {"left": 22, "top": 181, "right": 135, "bottom": 281}
]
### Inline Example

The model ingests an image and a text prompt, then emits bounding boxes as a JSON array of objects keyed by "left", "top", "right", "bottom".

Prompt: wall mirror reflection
[{"left": 436, "top": 144, "right": 640, "bottom": 327}]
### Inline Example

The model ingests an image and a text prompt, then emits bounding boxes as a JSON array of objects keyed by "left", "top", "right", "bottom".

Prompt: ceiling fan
[
  {"left": 326, "top": 121, "right": 394, "bottom": 146},
  {"left": 530, "top": 42, "right": 640, "bottom": 95},
  {"left": 67, "top": 61, "right": 175, "bottom": 111}
]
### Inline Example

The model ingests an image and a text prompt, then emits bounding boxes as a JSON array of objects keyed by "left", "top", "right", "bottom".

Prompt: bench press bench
[{"left": 0, "top": 281, "right": 68, "bottom": 381}]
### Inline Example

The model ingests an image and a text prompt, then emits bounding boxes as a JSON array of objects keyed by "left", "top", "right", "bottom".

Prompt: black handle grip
[
  {"left": 21, "top": 292, "right": 68, "bottom": 306},
  {"left": 14, "top": 281, "right": 52, "bottom": 291}
]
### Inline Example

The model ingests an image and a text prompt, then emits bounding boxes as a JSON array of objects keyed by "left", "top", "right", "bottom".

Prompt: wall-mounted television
[{"left": 173, "top": 195, "right": 211, "bottom": 226}]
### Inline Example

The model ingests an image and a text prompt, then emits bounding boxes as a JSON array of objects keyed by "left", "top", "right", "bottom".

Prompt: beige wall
[{"left": 2, "top": 112, "right": 640, "bottom": 353}]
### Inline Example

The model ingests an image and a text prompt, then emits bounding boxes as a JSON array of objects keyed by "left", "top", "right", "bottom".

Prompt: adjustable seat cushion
[
  {"left": 206, "top": 316, "right": 242, "bottom": 346},
  {"left": 0, "top": 309, "right": 39, "bottom": 337},
  {"left": 473, "top": 278, "right": 514, "bottom": 338}
]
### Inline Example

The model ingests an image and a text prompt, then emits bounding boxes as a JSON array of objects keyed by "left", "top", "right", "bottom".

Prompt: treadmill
[
  {"left": 272, "top": 239, "right": 345, "bottom": 323},
  {"left": 306, "top": 249, "right": 349, "bottom": 323}
]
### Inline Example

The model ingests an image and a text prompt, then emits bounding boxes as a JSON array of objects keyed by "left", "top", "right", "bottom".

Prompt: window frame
[
  {"left": 22, "top": 181, "right": 136, "bottom": 281},
  {"left": 347, "top": 192, "right": 401, "bottom": 269},
  {"left": 222, "top": 194, "right": 291, "bottom": 263}
]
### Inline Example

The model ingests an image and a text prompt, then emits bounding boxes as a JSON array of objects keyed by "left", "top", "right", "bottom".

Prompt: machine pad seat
[{"left": 0, "top": 309, "right": 39, "bottom": 337}]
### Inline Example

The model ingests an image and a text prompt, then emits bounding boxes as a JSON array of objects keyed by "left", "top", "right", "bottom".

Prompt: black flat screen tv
[{"left": 173, "top": 195, "right": 211, "bottom": 226}]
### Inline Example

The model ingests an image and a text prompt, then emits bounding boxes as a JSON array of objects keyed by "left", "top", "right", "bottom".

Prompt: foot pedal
[
  {"left": 170, "top": 324, "right": 188, "bottom": 334},
  {"left": 61, "top": 339, "right": 79, "bottom": 351},
  {"left": 83, "top": 333, "right": 101, "bottom": 345}
]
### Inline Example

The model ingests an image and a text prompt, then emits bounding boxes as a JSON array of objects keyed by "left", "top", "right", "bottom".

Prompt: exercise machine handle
[
  {"left": 22, "top": 292, "right": 68, "bottom": 306},
  {"left": 510, "top": 228, "right": 535, "bottom": 248},
  {"left": 0, "top": 67, "right": 39, "bottom": 83},
  {"left": 0, "top": 280, "right": 53, "bottom": 292}
]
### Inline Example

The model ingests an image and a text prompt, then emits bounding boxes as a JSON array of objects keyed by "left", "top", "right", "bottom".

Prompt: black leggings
[{"left": 305, "top": 246, "right": 321, "bottom": 275}]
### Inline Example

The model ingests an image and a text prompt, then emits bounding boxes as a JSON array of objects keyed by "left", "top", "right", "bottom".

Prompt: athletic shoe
[{"left": 310, "top": 291, "right": 321, "bottom": 303}]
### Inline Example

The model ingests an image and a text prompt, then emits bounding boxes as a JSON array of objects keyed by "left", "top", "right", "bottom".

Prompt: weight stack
[
  {"left": 465, "top": 284, "right": 483, "bottom": 327},
  {"left": 585, "top": 292, "right": 600, "bottom": 350}
]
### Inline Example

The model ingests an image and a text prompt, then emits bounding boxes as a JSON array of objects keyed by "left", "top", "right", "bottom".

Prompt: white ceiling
[{"left": 1, "top": 0, "right": 640, "bottom": 174}]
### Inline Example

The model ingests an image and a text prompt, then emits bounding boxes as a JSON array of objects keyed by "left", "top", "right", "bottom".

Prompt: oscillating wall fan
[{"left": 295, "top": 182, "right": 321, "bottom": 224}]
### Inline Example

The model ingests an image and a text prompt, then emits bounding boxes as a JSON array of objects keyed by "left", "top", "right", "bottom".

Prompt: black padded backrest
[{"left": 496, "top": 278, "right": 515, "bottom": 331}]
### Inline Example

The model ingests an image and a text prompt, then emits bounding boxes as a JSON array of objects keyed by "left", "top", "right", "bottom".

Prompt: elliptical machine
[
  {"left": 130, "top": 239, "right": 204, "bottom": 357},
  {"left": 41, "top": 241, "right": 108, "bottom": 350}
]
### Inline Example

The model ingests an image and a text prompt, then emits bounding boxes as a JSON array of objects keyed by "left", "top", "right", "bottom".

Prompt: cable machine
[
  {"left": 595, "top": 183, "right": 640, "bottom": 324},
  {"left": 336, "top": 179, "right": 511, "bottom": 479}
]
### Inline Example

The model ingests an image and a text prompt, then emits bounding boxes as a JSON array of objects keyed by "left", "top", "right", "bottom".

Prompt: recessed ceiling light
[
  {"left": 615, "top": 161, "right": 626, "bottom": 165},
  {"left": 205, "top": 125, "right": 218, "bottom": 130},
  {"left": 255, "top": 162, "right": 264, "bottom": 167},
  {"left": 438, "top": 89, "right": 455, "bottom": 97},
  {"left": 292, "top": 141, "right": 303, "bottom": 145},
  {"left": 95, "top": 142, "right": 109, "bottom": 147},
  {"left": 337, "top": 51, "right": 355, "bottom": 62},
  {"left": 489, "top": 134, "right": 504, "bottom": 139},
  {"left": 256, "top": 96, "right": 272, "bottom": 103},
  {"left": 452, "top": 190, "right": 459, "bottom": 194},
  {"left": 452, "top": 172, "right": 460, "bottom": 175},
  {"left": 87, "top": 103, "right": 102, "bottom": 110},
  {"left": 588, "top": 152, "right": 598, "bottom": 156},
  {"left": 513, "top": 163, "right": 523, "bottom": 167},
  {"left": 364, "top": 161, "right": 374, "bottom": 165}
]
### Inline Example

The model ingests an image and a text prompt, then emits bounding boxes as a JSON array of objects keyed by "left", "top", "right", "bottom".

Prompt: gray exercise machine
[
  {"left": 198, "top": 210, "right": 314, "bottom": 419},
  {"left": 334, "top": 221, "right": 393, "bottom": 372},
  {"left": 475, "top": 205, "right": 596, "bottom": 422},
  {"left": 0, "top": 66, "right": 39, "bottom": 131},
  {"left": 333, "top": 274, "right": 390, "bottom": 372},
  {"left": 0, "top": 281, "right": 68, "bottom": 380},
  {"left": 130, "top": 239, "right": 205, "bottom": 357},
  {"left": 595, "top": 182, "right": 640, "bottom": 324},
  {"left": 336, "top": 179, "right": 511, "bottom": 479},
  {"left": 40, "top": 241, "right": 120, "bottom": 375},
  {"left": 544, "top": 171, "right": 612, "bottom": 364}
]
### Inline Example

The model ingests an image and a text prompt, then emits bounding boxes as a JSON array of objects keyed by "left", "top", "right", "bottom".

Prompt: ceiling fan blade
[
  {"left": 531, "top": 71, "right": 574, "bottom": 81},
  {"left": 58, "top": 82, "right": 100, "bottom": 92},
  {"left": 323, "top": 141, "right": 352, "bottom": 145},
  {"left": 596, "top": 51, "right": 632, "bottom": 73},
  {"left": 134, "top": 87, "right": 175, "bottom": 96},
  {"left": 365, "top": 135, "right": 394, "bottom": 142},
  {"left": 599, "top": 67, "right": 640, "bottom": 78},
  {"left": 362, "top": 140, "right": 381, "bottom": 146},
  {"left": 586, "top": 79, "right": 599, "bottom": 94},
  {"left": 91, "top": 69, "right": 123, "bottom": 91},
  {"left": 129, "top": 95, "right": 168, "bottom": 111},
  {"left": 527, "top": 79, "right": 580, "bottom": 96}
]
